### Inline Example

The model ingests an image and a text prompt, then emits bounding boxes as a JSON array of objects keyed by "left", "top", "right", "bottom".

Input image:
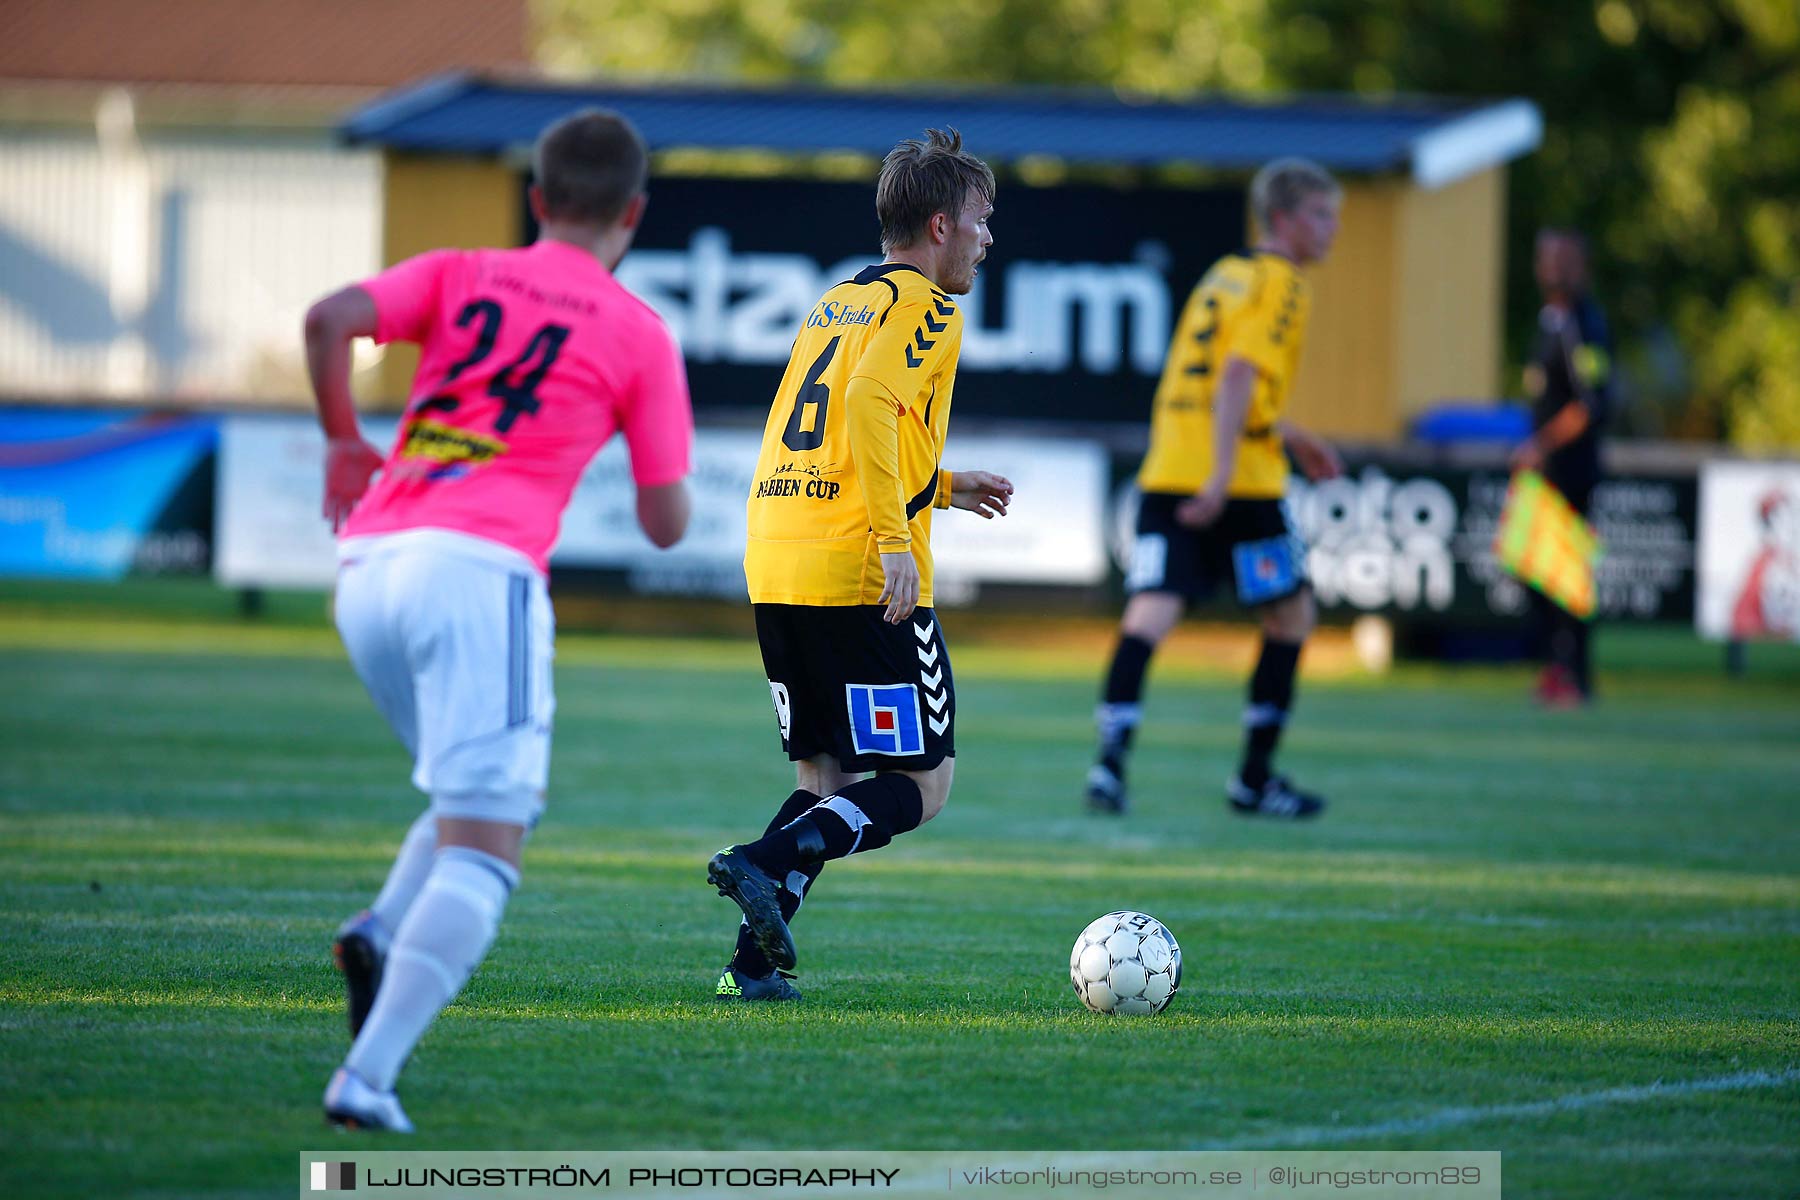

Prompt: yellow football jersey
[
  {"left": 745, "top": 263, "right": 962, "bottom": 606},
  {"left": 1136, "top": 251, "right": 1311, "bottom": 499}
]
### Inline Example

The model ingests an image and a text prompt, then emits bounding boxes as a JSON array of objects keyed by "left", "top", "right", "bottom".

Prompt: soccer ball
[{"left": 1069, "top": 910, "right": 1182, "bottom": 1015}]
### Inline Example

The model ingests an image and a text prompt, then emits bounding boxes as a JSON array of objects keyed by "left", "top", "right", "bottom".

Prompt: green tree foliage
[
  {"left": 537, "top": 0, "right": 1272, "bottom": 93},
  {"left": 537, "top": 0, "right": 1800, "bottom": 447},
  {"left": 1267, "top": 0, "right": 1800, "bottom": 447}
]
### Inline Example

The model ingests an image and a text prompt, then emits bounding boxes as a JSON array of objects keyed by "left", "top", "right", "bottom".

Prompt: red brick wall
[{"left": 0, "top": 0, "right": 527, "bottom": 87}]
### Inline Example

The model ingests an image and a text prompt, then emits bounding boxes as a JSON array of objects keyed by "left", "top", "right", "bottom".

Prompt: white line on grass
[{"left": 1196, "top": 1067, "right": 1800, "bottom": 1149}]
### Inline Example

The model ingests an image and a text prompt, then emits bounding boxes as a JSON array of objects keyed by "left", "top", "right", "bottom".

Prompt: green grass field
[{"left": 2, "top": 594, "right": 1797, "bottom": 1199}]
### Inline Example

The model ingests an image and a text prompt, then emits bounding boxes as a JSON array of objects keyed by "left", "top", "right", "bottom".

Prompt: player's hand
[
  {"left": 323, "top": 436, "right": 384, "bottom": 531},
  {"left": 1289, "top": 431, "right": 1344, "bottom": 482},
  {"left": 1176, "top": 482, "right": 1227, "bottom": 529},
  {"left": 877, "top": 549, "right": 921, "bottom": 624},
  {"left": 950, "top": 469, "right": 1014, "bottom": 519},
  {"left": 1510, "top": 439, "right": 1544, "bottom": 473}
]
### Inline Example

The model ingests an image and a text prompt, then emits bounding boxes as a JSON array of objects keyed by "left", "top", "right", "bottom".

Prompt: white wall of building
[{"left": 0, "top": 123, "right": 381, "bottom": 402}]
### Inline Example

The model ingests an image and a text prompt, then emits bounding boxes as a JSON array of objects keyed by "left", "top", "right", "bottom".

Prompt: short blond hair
[{"left": 1250, "top": 158, "right": 1340, "bottom": 232}]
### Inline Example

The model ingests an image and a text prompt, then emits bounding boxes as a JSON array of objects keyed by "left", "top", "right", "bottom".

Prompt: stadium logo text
[{"left": 619, "top": 228, "right": 1171, "bottom": 376}]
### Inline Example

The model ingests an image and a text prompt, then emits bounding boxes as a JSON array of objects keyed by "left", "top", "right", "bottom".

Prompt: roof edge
[
  {"left": 1408, "top": 98, "right": 1542, "bottom": 189},
  {"left": 337, "top": 74, "right": 1544, "bottom": 176},
  {"left": 340, "top": 71, "right": 477, "bottom": 146}
]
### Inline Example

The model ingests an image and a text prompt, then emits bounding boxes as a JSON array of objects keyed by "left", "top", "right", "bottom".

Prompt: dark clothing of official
[
  {"left": 1530, "top": 295, "right": 1612, "bottom": 511},
  {"left": 1529, "top": 295, "right": 1613, "bottom": 698}
]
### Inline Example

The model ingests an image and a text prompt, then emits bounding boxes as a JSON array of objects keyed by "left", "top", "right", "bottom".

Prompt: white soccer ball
[{"left": 1069, "top": 910, "right": 1183, "bottom": 1016}]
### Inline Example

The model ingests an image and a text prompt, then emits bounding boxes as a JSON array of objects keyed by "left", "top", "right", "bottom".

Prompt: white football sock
[
  {"left": 344, "top": 846, "right": 518, "bottom": 1092},
  {"left": 368, "top": 811, "right": 437, "bottom": 934}
]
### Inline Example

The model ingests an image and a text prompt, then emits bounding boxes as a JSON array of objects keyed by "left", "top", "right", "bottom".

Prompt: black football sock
[
  {"left": 740, "top": 774, "right": 924, "bottom": 878},
  {"left": 1528, "top": 588, "right": 1556, "bottom": 665},
  {"left": 1096, "top": 634, "right": 1156, "bottom": 770},
  {"left": 1567, "top": 612, "right": 1594, "bottom": 697},
  {"left": 729, "top": 790, "right": 819, "bottom": 979},
  {"left": 1238, "top": 638, "right": 1301, "bottom": 790}
]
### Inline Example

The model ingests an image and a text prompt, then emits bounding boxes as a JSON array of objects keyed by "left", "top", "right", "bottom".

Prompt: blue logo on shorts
[
  {"left": 846, "top": 683, "right": 925, "bottom": 757},
  {"left": 1232, "top": 535, "right": 1305, "bottom": 606}
]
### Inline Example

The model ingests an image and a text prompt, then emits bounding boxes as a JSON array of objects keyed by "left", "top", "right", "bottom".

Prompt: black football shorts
[
  {"left": 1126, "top": 492, "right": 1309, "bottom": 608},
  {"left": 754, "top": 603, "right": 954, "bottom": 773}
]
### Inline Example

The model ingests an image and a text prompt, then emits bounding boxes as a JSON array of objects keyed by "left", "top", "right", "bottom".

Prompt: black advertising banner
[
  {"left": 1108, "top": 453, "right": 1698, "bottom": 625},
  {"left": 1289, "top": 462, "right": 1697, "bottom": 625},
  {"left": 600, "top": 175, "right": 1244, "bottom": 424}
]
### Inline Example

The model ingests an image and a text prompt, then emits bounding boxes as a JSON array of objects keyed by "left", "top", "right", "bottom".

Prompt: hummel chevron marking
[
  {"left": 923, "top": 311, "right": 947, "bottom": 334},
  {"left": 920, "top": 667, "right": 943, "bottom": 690},
  {"left": 933, "top": 296, "right": 954, "bottom": 317},
  {"left": 928, "top": 714, "right": 950, "bottom": 735},
  {"left": 904, "top": 345, "right": 924, "bottom": 368},
  {"left": 925, "top": 690, "right": 949, "bottom": 715},
  {"left": 912, "top": 328, "right": 935, "bottom": 353},
  {"left": 913, "top": 620, "right": 936, "bottom": 644},
  {"left": 917, "top": 645, "right": 939, "bottom": 668}
]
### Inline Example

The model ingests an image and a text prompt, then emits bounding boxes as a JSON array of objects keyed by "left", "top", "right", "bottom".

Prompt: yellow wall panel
[
  {"left": 1394, "top": 169, "right": 1505, "bottom": 419},
  {"left": 372, "top": 152, "right": 522, "bottom": 406},
  {"left": 1287, "top": 181, "right": 1400, "bottom": 440},
  {"left": 1288, "top": 169, "right": 1507, "bottom": 441}
]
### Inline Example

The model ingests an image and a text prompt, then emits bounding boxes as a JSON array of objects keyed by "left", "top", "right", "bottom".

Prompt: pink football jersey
[{"left": 341, "top": 240, "right": 693, "bottom": 571}]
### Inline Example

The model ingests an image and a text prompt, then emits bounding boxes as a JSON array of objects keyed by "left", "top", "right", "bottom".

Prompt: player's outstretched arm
[
  {"left": 1509, "top": 400, "right": 1590, "bottom": 473},
  {"left": 1278, "top": 420, "right": 1344, "bottom": 482},
  {"left": 947, "top": 469, "right": 1014, "bottom": 519},
  {"left": 844, "top": 375, "right": 918, "bottom": 623},
  {"left": 635, "top": 480, "right": 690, "bottom": 549},
  {"left": 303, "top": 285, "right": 383, "bottom": 530},
  {"left": 1179, "top": 356, "right": 1255, "bottom": 528},
  {"left": 620, "top": 323, "right": 695, "bottom": 548}
]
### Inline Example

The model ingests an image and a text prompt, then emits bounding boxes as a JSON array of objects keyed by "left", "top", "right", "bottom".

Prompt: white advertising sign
[
  {"left": 1696, "top": 460, "right": 1800, "bottom": 642},
  {"left": 550, "top": 430, "right": 764, "bottom": 597},
  {"left": 215, "top": 415, "right": 1108, "bottom": 597},
  {"left": 214, "top": 414, "right": 397, "bottom": 589},
  {"left": 934, "top": 434, "right": 1108, "bottom": 587}
]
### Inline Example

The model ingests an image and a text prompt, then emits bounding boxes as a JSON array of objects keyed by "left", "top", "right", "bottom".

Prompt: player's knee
[
  {"left": 1119, "top": 616, "right": 1170, "bottom": 645},
  {"left": 1262, "top": 590, "right": 1316, "bottom": 641},
  {"left": 919, "top": 789, "right": 948, "bottom": 824},
  {"left": 798, "top": 756, "right": 861, "bottom": 797},
  {"left": 432, "top": 800, "right": 535, "bottom": 869},
  {"left": 1120, "top": 593, "right": 1182, "bottom": 643},
  {"left": 909, "top": 759, "right": 955, "bottom": 824}
]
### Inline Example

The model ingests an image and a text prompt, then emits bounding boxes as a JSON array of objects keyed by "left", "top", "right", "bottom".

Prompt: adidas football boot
[
  {"left": 1226, "top": 774, "right": 1326, "bottom": 820},
  {"left": 707, "top": 848, "right": 797, "bottom": 973}
]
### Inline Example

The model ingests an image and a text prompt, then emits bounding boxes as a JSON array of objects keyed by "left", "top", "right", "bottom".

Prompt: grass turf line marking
[{"left": 1196, "top": 1067, "right": 1800, "bottom": 1149}]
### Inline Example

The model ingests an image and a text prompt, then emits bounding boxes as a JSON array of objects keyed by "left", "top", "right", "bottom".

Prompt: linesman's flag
[{"left": 1494, "top": 470, "right": 1603, "bottom": 618}]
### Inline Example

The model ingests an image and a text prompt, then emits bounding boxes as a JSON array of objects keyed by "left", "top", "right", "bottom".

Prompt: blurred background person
[
  {"left": 1086, "top": 158, "right": 1343, "bottom": 820},
  {"left": 1513, "top": 228, "right": 1615, "bottom": 707}
]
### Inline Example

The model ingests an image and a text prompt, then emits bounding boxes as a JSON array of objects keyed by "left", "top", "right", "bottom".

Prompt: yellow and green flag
[{"left": 1494, "top": 470, "right": 1603, "bottom": 618}]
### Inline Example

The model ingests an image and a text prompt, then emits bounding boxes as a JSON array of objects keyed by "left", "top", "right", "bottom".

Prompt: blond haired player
[
  {"left": 706, "top": 129, "right": 1013, "bottom": 1000},
  {"left": 1087, "top": 158, "right": 1343, "bottom": 820}
]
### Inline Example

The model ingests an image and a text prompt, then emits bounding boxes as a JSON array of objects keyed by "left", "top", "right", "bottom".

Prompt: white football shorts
[{"left": 334, "top": 528, "right": 553, "bottom": 828}]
